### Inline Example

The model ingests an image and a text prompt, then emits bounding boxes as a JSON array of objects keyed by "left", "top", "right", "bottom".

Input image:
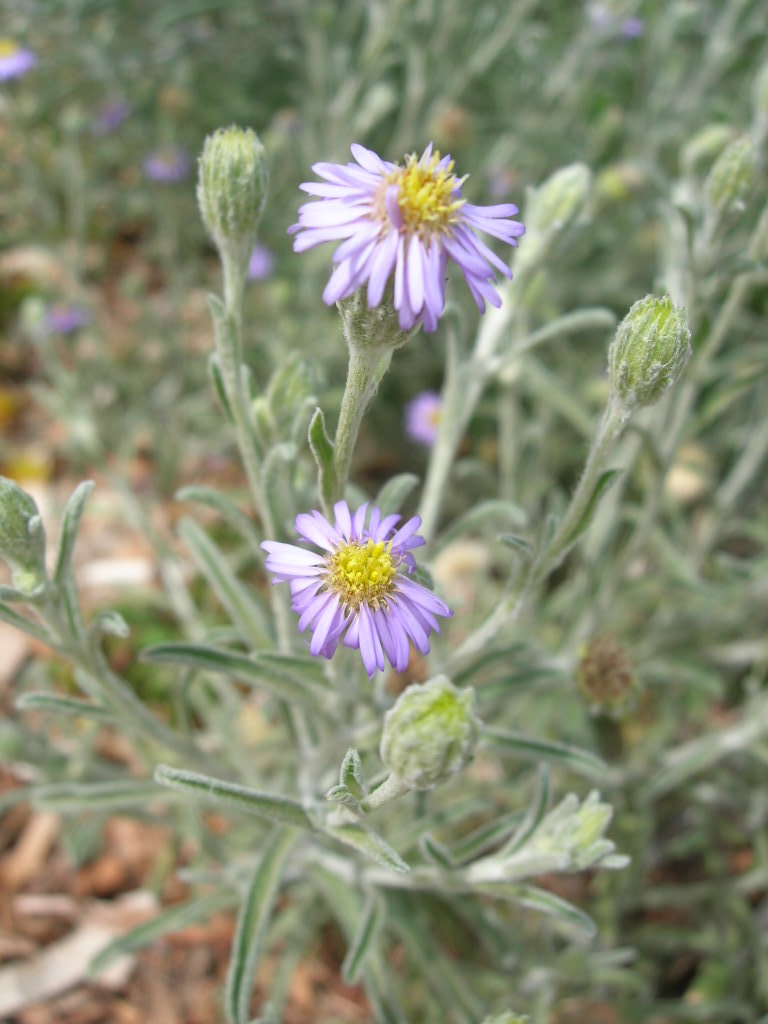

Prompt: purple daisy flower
[
  {"left": 143, "top": 145, "right": 191, "bottom": 184},
  {"left": 0, "top": 40, "right": 36, "bottom": 81},
  {"left": 262, "top": 501, "right": 452, "bottom": 676},
  {"left": 290, "top": 142, "right": 525, "bottom": 333},
  {"left": 405, "top": 391, "right": 442, "bottom": 446},
  {"left": 247, "top": 243, "right": 275, "bottom": 281}
]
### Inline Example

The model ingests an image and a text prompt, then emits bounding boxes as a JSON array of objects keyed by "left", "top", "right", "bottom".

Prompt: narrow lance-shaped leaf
[
  {"left": 54, "top": 481, "right": 94, "bottom": 585},
  {"left": 499, "top": 764, "right": 551, "bottom": 857},
  {"left": 225, "top": 828, "right": 297, "bottom": 1024},
  {"left": 560, "top": 468, "right": 622, "bottom": 550},
  {"left": 478, "top": 882, "right": 597, "bottom": 937},
  {"left": 154, "top": 765, "right": 315, "bottom": 831},
  {"left": 178, "top": 517, "right": 271, "bottom": 646},
  {"left": 483, "top": 725, "right": 609, "bottom": 781},
  {"left": 176, "top": 485, "right": 263, "bottom": 554},
  {"left": 89, "top": 889, "right": 236, "bottom": 976},
  {"left": 16, "top": 692, "right": 112, "bottom": 721},
  {"left": 326, "top": 824, "right": 410, "bottom": 874},
  {"left": 0, "top": 602, "right": 53, "bottom": 645},
  {"left": 342, "top": 893, "right": 383, "bottom": 984},
  {"left": 308, "top": 407, "right": 334, "bottom": 501},
  {"left": 208, "top": 354, "right": 234, "bottom": 423},
  {"left": 376, "top": 473, "right": 420, "bottom": 516},
  {"left": 33, "top": 778, "right": 169, "bottom": 812},
  {"left": 142, "top": 642, "right": 331, "bottom": 714},
  {"left": 434, "top": 499, "right": 527, "bottom": 554}
]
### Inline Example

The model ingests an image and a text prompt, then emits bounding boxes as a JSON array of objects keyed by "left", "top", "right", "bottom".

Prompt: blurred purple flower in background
[
  {"left": 405, "top": 391, "right": 442, "bottom": 446},
  {"left": 585, "top": 4, "right": 644, "bottom": 39},
  {"left": 247, "top": 243, "right": 275, "bottom": 281},
  {"left": 0, "top": 40, "right": 36, "bottom": 81},
  {"left": 143, "top": 145, "right": 191, "bottom": 184},
  {"left": 47, "top": 304, "right": 90, "bottom": 335},
  {"left": 92, "top": 99, "right": 131, "bottom": 136}
]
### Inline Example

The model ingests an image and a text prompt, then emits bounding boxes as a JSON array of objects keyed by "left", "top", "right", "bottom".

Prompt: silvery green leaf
[
  {"left": 178, "top": 517, "right": 271, "bottom": 646},
  {"left": 500, "top": 765, "right": 551, "bottom": 857},
  {"left": 0, "top": 602, "right": 52, "bottom": 645},
  {"left": 312, "top": 866, "right": 407, "bottom": 1024},
  {"left": 263, "top": 441, "right": 297, "bottom": 490},
  {"left": 0, "top": 582, "right": 45, "bottom": 603},
  {"left": 208, "top": 353, "right": 234, "bottom": 423},
  {"left": 514, "top": 306, "right": 617, "bottom": 356},
  {"left": 452, "top": 811, "right": 526, "bottom": 863},
  {"left": 53, "top": 481, "right": 94, "bottom": 587},
  {"left": 175, "top": 485, "right": 262, "bottom": 554},
  {"left": 497, "top": 533, "right": 533, "bottom": 560},
  {"left": 419, "top": 833, "right": 456, "bottom": 868},
  {"left": 325, "top": 785, "right": 364, "bottom": 816},
  {"left": 308, "top": 407, "right": 334, "bottom": 498},
  {"left": 561, "top": 468, "right": 622, "bottom": 549},
  {"left": 141, "top": 642, "right": 330, "bottom": 714},
  {"left": 342, "top": 893, "right": 382, "bottom": 984},
  {"left": 389, "top": 906, "right": 481, "bottom": 1024},
  {"left": 89, "top": 889, "right": 235, "bottom": 976},
  {"left": 154, "top": 765, "right": 315, "bottom": 831},
  {"left": 16, "top": 692, "right": 112, "bottom": 721},
  {"left": 33, "top": 778, "right": 167, "bottom": 812},
  {"left": 483, "top": 725, "right": 608, "bottom": 780},
  {"left": 478, "top": 882, "right": 597, "bottom": 937},
  {"left": 434, "top": 499, "right": 527, "bottom": 553},
  {"left": 326, "top": 824, "right": 409, "bottom": 874},
  {"left": 340, "top": 747, "right": 367, "bottom": 798},
  {"left": 88, "top": 610, "right": 130, "bottom": 642},
  {"left": 225, "top": 829, "right": 297, "bottom": 1024},
  {"left": 376, "top": 473, "right": 420, "bottom": 516}
]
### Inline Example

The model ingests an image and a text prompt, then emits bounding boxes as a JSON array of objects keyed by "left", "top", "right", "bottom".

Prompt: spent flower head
[
  {"left": 0, "top": 40, "right": 36, "bottom": 81},
  {"left": 261, "top": 501, "right": 451, "bottom": 676},
  {"left": 405, "top": 391, "right": 442, "bottom": 446},
  {"left": 290, "top": 142, "right": 524, "bottom": 332}
]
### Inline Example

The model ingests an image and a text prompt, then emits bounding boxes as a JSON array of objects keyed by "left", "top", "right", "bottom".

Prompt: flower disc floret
[
  {"left": 328, "top": 538, "right": 397, "bottom": 609},
  {"left": 261, "top": 501, "right": 452, "bottom": 676},
  {"left": 290, "top": 142, "right": 524, "bottom": 332}
]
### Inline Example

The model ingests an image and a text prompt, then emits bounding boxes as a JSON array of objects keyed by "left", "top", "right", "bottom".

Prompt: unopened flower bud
[
  {"left": 608, "top": 294, "right": 691, "bottom": 408},
  {"left": 680, "top": 123, "right": 733, "bottom": 176},
  {"left": 577, "top": 635, "right": 638, "bottom": 714},
  {"left": 518, "top": 163, "right": 590, "bottom": 268},
  {"left": 481, "top": 1014, "right": 530, "bottom": 1024},
  {"left": 705, "top": 136, "right": 756, "bottom": 215},
  {"left": 197, "top": 126, "right": 268, "bottom": 257},
  {"left": 380, "top": 676, "right": 481, "bottom": 790},
  {"left": 0, "top": 477, "right": 47, "bottom": 592}
]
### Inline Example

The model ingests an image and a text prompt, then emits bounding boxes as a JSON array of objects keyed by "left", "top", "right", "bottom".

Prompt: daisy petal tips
[
  {"left": 290, "top": 142, "right": 525, "bottom": 332},
  {"left": 261, "top": 501, "right": 452, "bottom": 677}
]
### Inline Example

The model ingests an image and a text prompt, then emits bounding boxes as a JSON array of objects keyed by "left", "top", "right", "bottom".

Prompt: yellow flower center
[
  {"left": 327, "top": 539, "right": 397, "bottom": 609},
  {"left": 0, "top": 40, "right": 21, "bottom": 58},
  {"left": 375, "top": 150, "right": 466, "bottom": 239}
]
